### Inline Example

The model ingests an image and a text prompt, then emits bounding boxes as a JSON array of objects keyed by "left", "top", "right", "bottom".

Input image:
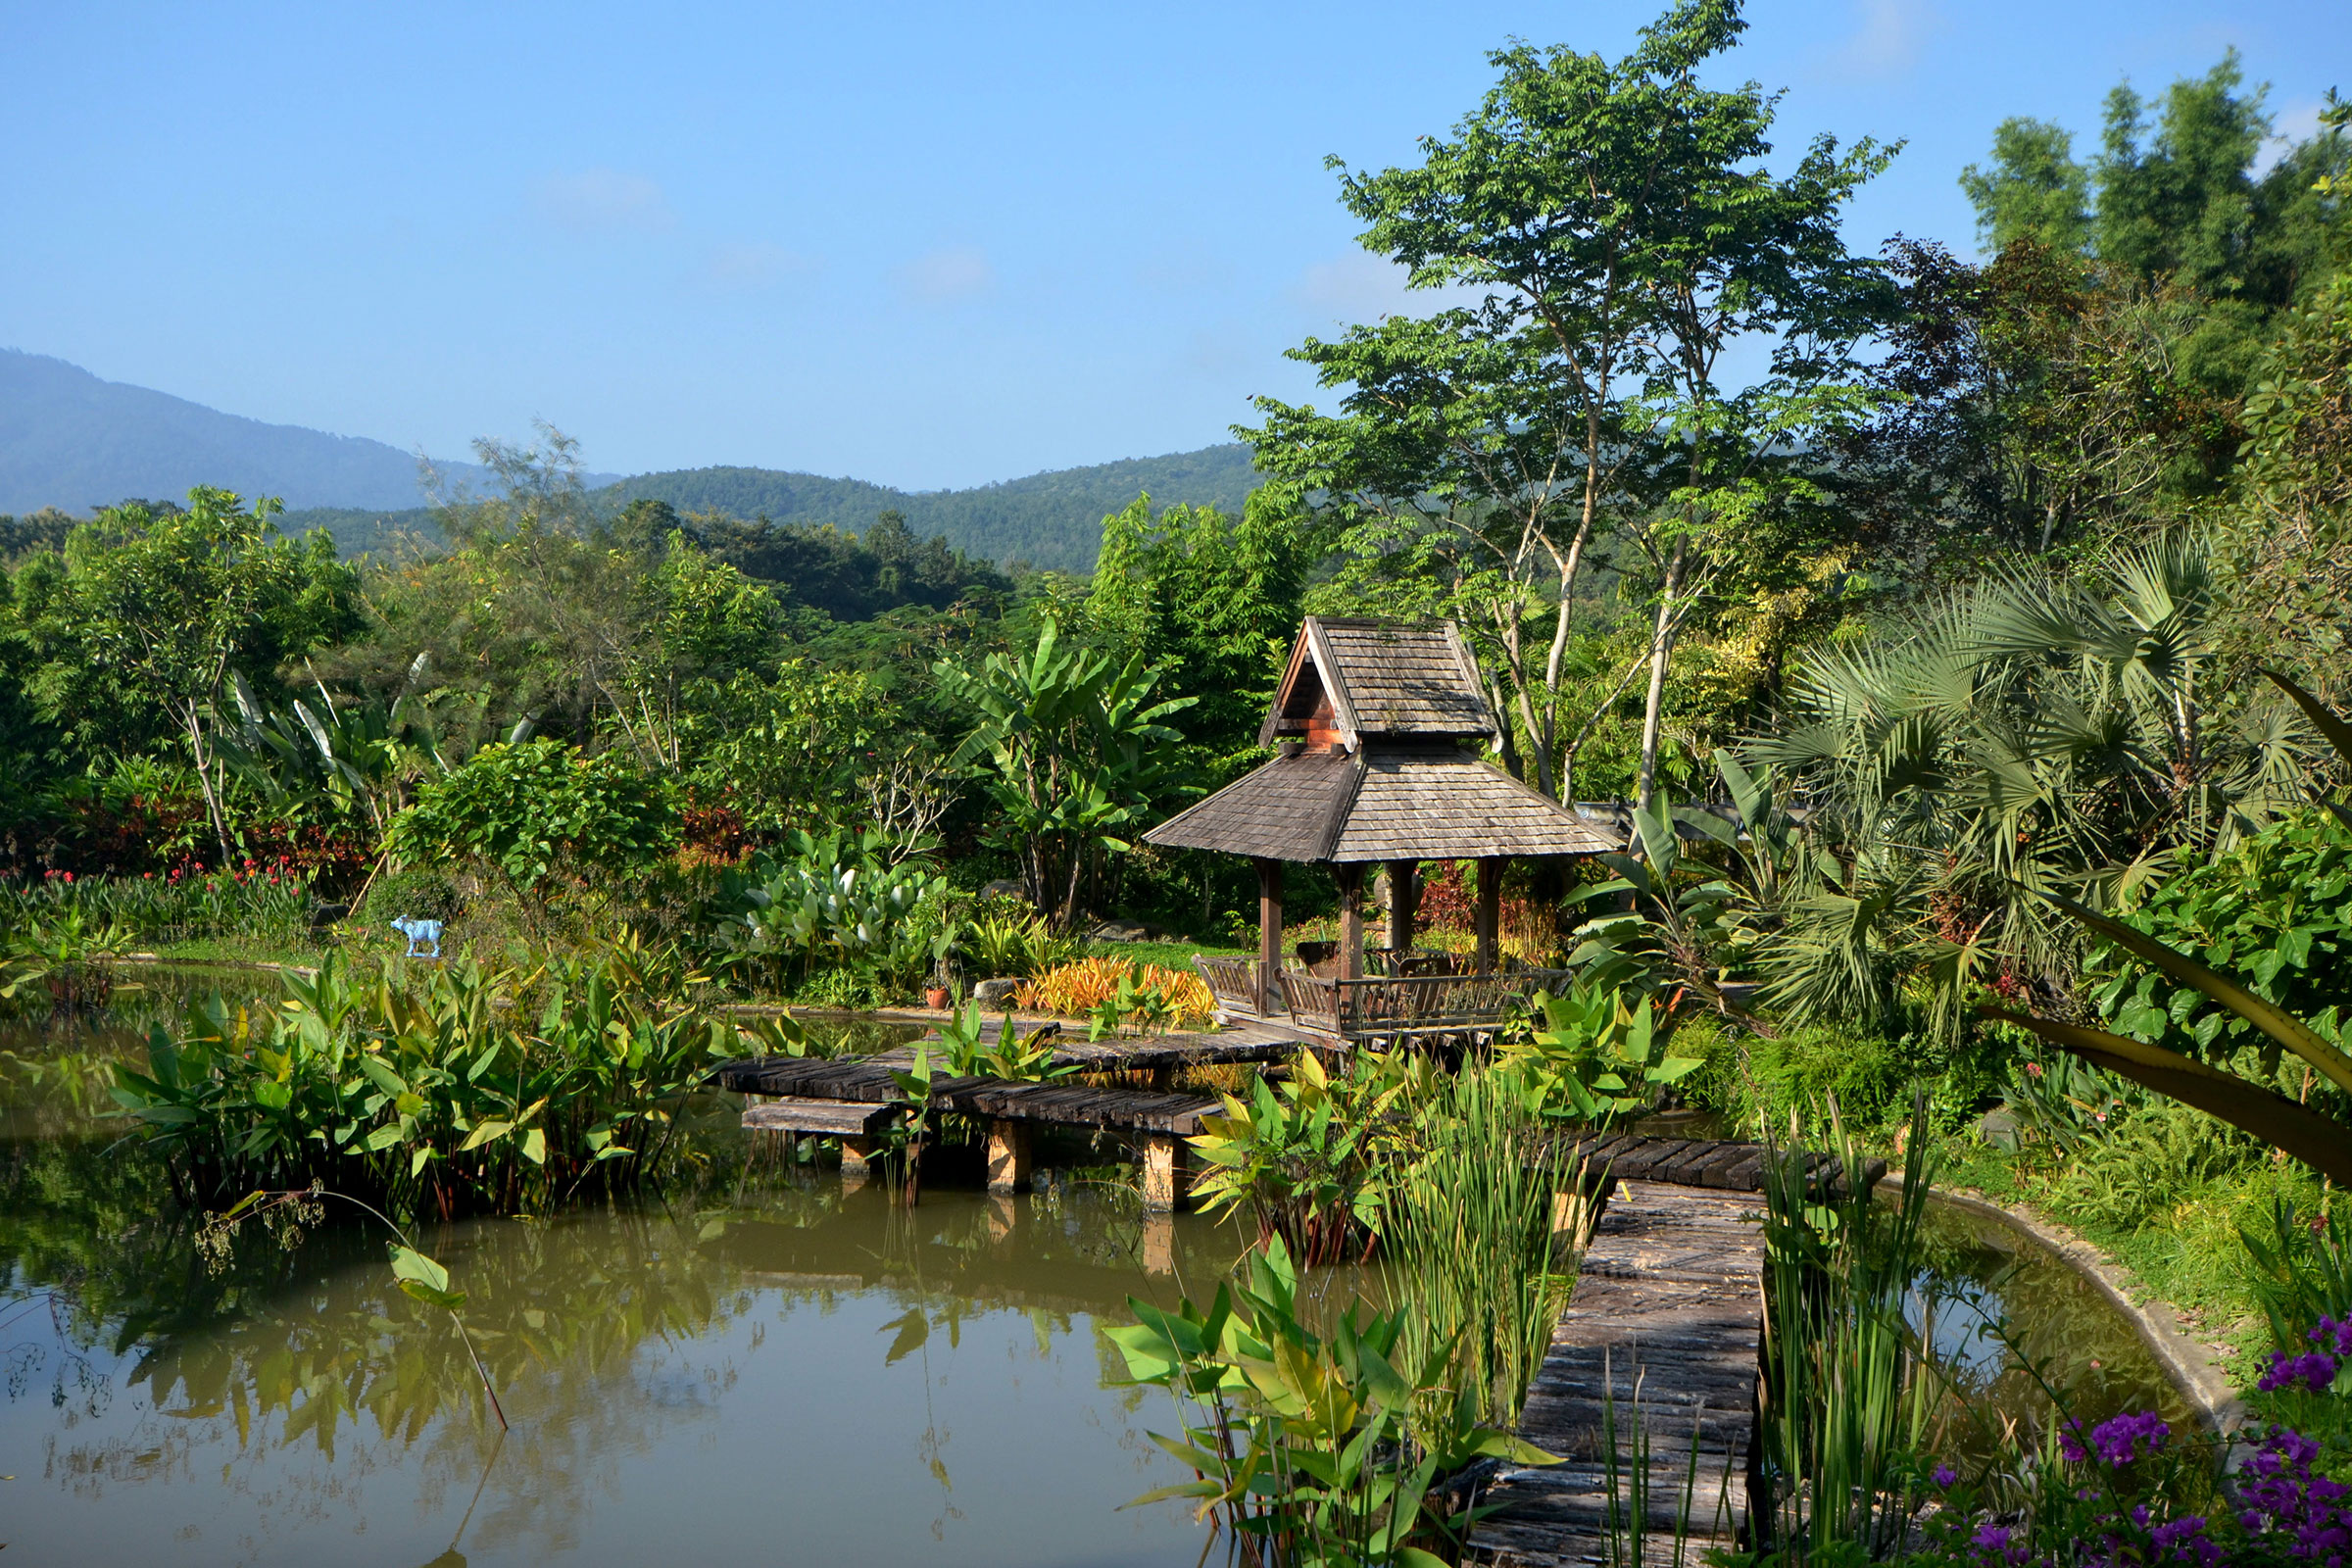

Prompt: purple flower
[
  {"left": 1934, "top": 1462, "right": 1960, "bottom": 1489},
  {"left": 2311, "top": 1315, "right": 2352, "bottom": 1358},
  {"left": 2148, "top": 1515, "right": 2220, "bottom": 1567},
  {"left": 2260, "top": 1349, "right": 2341, "bottom": 1396},
  {"left": 1970, "top": 1521, "right": 2031, "bottom": 1564},
  {"left": 2066, "top": 1410, "right": 2172, "bottom": 1466},
  {"left": 2233, "top": 1425, "right": 2352, "bottom": 1563}
]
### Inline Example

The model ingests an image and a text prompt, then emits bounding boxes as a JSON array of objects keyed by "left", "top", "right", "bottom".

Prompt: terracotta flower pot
[{"left": 925, "top": 986, "right": 951, "bottom": 1009}]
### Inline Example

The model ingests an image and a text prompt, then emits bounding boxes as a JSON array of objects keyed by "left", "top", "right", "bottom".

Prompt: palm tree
[
  {"left": 1985, "top": 672, "right": 2352, "bottom": 1187},
  {"left": 1750, "top": 529, "right": 2311, "bottom": 1020}
]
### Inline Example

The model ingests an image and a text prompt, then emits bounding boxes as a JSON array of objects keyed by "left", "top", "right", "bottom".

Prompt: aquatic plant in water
[
  {"left": 1104, "top": 1234, "right": 1557, "bottom": 1568},
  {"left": 107, "top": 939, "right": 800, "bottom": 1213}
]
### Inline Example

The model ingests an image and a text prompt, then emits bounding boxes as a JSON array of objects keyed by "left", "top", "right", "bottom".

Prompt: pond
[
  {"left": 1909, "top": 1197, "right": 2199, "bottom": 1461},
  {"left": 0, "top": 975, "right": 2206, "bottom": 1563},
  {"left": 0, "top": 979, "right": 1244, "bottom": 1566}
]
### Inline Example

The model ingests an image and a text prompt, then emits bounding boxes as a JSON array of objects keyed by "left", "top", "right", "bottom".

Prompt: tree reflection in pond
[{"left": 3, "top": 1136, "right": 1246, "bottom": 1567}]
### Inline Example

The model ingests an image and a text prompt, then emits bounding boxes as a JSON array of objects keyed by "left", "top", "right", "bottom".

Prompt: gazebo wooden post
[
  {"left": 1474, "top": 856, "right": 1506, "bottom": 975},
  {"left": 1384, "top": 858, "right": 1416, "bottom": 956},
  {"left": 1338, "top": 862, "right": 1365, "bottom": 982},
  {"left": 1254, "top": 858, "right": 1284, "bottom": 1017}
]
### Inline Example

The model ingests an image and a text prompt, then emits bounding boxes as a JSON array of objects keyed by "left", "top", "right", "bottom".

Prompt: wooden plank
[
  {"left": 1471, "top": 1182, "right": 1764, "bottom": 1568},
  {"left": 741, "top": 1098, "right": 900, "bottom": 1137}
]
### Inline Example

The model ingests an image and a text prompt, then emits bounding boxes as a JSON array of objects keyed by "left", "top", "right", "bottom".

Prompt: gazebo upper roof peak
[{"left": 1256, "top": 616, "right": 1494, "bottom": 753}]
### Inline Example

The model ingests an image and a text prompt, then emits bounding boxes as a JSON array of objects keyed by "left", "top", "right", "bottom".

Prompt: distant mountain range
[
  {"left": 0, "top": 348, "right": 1266, "bottom": 572},
  {"left": 0, "top": 350, "right": 546, "bottom": 512}
]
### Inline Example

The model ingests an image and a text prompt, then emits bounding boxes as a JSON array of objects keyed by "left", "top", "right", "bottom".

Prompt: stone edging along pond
[{"left": 1885, "top": 1175, "right": 2251, "bottom": 1436}]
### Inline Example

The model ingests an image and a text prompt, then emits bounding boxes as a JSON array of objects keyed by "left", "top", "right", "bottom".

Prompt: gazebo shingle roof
[
  {"left": 1151, "top": 615, "right": 1625, "bottom": 866},
  {"left": 1259, "top": 617, "right": 1494, "bottom": 748},
  {"left": 1146, "top": 748, "right": 1623, "bottom": 863}
]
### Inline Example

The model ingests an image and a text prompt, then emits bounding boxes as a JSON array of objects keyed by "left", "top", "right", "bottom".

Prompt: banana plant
[
  {"left": 1568, "top": 775, "right": 1765, "bottom": 1017},
  {"left": 1984, "top": 671, "right": 2352, "bottom": 1186}
]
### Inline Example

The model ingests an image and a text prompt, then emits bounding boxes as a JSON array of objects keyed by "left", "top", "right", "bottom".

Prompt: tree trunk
[
  {"left": 1637, "top": 539, "right": 1689, "bottom": 811},
  {"left": 182, "top": 705, "right": 233, "bottom": 863}
]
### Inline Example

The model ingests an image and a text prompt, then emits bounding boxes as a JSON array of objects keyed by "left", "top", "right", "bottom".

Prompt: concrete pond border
[{"left": 1889, "top": 1175, "right": 2251, "bottom": 1434}]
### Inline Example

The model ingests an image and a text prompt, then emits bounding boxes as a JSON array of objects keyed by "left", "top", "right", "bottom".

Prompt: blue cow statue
[{"left": 390, "top": 917, "right": 443, "bottom": 958}]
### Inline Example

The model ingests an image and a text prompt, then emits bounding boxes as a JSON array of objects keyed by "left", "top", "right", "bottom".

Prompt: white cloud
[
  {"left": 532, "top": 168, "right": 674, "bottom": 234},
  {"left": 897, "top": 244, "right": 996, "bottom": 304},
  {"left": 1834, "top": 0, "right": 1939, "bottom": 78},
  {"left": 706, "top": 241, "right": 815, "bottom": 289}
]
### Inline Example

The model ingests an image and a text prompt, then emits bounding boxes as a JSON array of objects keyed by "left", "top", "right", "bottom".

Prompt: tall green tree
[
  {"left": 1959, "top": 119, "right": 2092, "bottom": 253},
  {"left": 1086, "top": 487, "right": 1313, "bottom": 760},
  {"left": 26, "top": 488, "right": 359, "bottom": 858},
  {"left": 1247, "top": 0, "right": 1893, "bottom": 807}
]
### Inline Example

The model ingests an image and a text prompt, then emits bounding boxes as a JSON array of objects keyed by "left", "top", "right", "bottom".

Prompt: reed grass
[
  {"left": 1380, "top": 1063, "right": 1579, "bottom": 1429},
  {"left": 1750, "top": 1093, "right": 1939, "bottom": 1563}
]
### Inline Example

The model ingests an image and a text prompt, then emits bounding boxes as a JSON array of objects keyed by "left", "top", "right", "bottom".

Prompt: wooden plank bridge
[
  {"left": 715, "top": 1018, "right": 1880, "bottom": 1560},
  {"left": 709, "top": 1034, "right": 1251, "bottom": 1207},
  {"left": 1470, "top": 1139, "right": 1883, "bottom": 1566},
  {"left": 1473, "top": 1182, "right": 1765, "bottom": 1567}
]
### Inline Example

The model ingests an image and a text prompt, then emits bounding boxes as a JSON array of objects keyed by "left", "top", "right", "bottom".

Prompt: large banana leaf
[{"left": 1983, "top": 1007, "right": 2352, "bottom": 1187}]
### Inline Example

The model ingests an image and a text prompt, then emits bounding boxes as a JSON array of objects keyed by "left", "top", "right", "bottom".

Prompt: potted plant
[{"left": 925, "top": 921, "right": 963, "bottom": 1010}]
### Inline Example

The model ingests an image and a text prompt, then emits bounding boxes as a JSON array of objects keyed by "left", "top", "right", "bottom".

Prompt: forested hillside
[
  {"left": 284, "top": 444, "right": 1263, "bottom": 569},
  {"left": 0, "top": 350, "right": 515, "bottom": 512}
]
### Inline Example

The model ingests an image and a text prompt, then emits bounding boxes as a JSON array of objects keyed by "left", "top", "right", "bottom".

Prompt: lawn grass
[{"left": 1083, "top": 937, "right": 1252, "bottom": 971}]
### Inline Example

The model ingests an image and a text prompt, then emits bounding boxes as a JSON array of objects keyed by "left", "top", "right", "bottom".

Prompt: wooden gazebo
[{"left": 1146, "top": 617, "right": 1623, "bottom": 1042}]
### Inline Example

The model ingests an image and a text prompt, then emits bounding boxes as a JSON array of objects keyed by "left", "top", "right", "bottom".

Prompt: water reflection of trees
[
  {"left": 1906, "top": 1204, "right": 2193, "bottom": 1462},
  {"left": 6, "top": 1136, "right": 1246, "bottom": 1558}
]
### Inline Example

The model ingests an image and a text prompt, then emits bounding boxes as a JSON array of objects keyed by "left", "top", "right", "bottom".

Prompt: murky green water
[
  {"left": 0, "top": 978, "right": 1238, "bottom": 1566},
  {"left": 1909, "top": 1199, "right": 2198, "bottom": 1459}
]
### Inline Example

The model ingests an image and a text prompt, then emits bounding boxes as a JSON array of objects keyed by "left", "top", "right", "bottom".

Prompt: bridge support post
[
  {"left": 985, "top": 1118, "right": 1031, "bottom": 1194},
  {"left": 1142, "top": 1210, "right": 1176, "bottom": 1273},
  {"left": 839, "top": 1136, "right": 874, "bottom": 1190},
  {"left": 1141, "top": 1133, "right": 1188, "bottom": 1211}
]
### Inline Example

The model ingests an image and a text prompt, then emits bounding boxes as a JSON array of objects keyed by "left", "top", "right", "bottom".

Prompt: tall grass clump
[
  {"left": 1381, "top": 1064, "right": 1579, "bottom": 1429},
  {"left": 1750, "top": 1095, "right": 1939, "bottom": 1563}
]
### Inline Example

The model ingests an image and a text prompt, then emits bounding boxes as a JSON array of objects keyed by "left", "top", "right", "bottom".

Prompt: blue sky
[{"left": 4, "top": 1, "right": 2344, "bottom": 490}]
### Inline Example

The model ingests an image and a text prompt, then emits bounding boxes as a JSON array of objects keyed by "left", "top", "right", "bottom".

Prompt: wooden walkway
[
  {"left": 1474, "top": 1181, "right": 1766, "bottom": 1567},
  {"left": 906, "top": 1015, "right": 1308, "bottom": 1075},
  {"left": 710, "top": 1054, "right": 1220, "bottom": 1135},
  {"left": 1549, "top": 1130, "right": 1886, "bottom": 1195}
]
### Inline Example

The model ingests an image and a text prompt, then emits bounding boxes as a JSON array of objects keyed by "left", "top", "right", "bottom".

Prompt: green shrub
[
  {"left": 2043, "top": 1100, "right": 2270, "bottom": 1231},
  {"left": 1684, "top": 1018, "right": 1924, "bottom": 1140},
  {"left": 711, "top": 827, "right": 949, "bottom": 994},
  {"left": 2088, "top": 808, "right": 2352, "bottom": 1071},
  {"left": 357, "top": 863, "right": 460, "bottom": 927},
  {"left": 387, "top": 740, "right": 677, "bottom": 893},
  {"left": 108, "top": 939, "right": 781, "bottom": 1212}
]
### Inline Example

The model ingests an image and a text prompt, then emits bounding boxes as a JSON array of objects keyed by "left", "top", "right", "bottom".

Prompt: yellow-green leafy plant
[{"left": 1104, "top": 1234, "right": 1556, "bottom": 1567}]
